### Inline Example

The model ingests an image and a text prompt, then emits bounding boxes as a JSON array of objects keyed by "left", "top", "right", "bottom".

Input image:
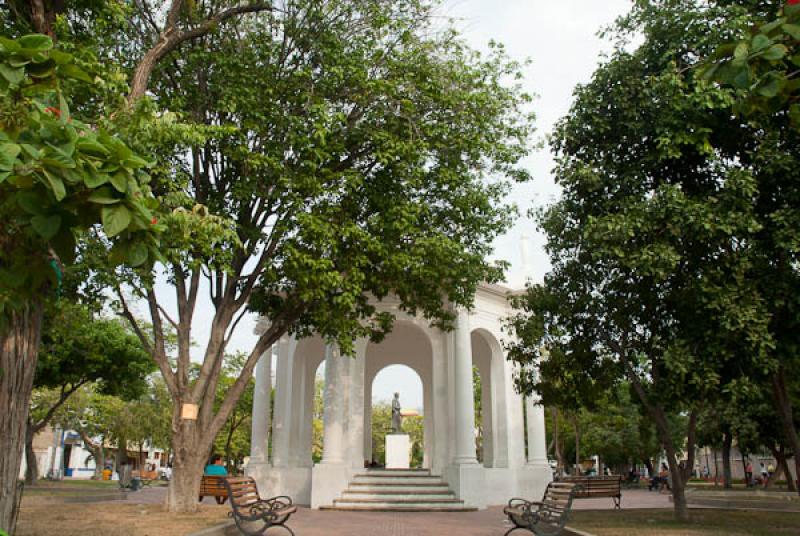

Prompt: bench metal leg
[
  {"left": 503, "top": 527, "right": 532, "bottom": 536},
  {"left": 614, "top": 496, "right": 621, "bottom": 510}
]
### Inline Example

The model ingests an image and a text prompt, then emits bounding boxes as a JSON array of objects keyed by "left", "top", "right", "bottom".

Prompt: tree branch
[{"left": 127, "top": 2, "right": 279, "bottom": 103}]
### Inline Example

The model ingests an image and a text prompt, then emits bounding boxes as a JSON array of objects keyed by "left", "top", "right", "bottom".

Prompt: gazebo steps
[{"left": 324, "top": 468, "right": 475, "bottom": 512}]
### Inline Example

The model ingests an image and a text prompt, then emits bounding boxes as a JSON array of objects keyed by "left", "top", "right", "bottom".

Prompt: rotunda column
[
  {"left": 249, "top": 348, "right": 272, "bottom": 463},
  {"left": 322, "top": 344, "right": 346, "bottom": 464},
  {"left": 453, "top": 309, "right": 479, "bottom": 465},
  {"left": 526, "top": 393, "right": 548, "bottom": 465}
]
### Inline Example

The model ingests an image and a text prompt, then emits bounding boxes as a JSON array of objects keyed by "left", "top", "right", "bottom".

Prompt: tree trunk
[
  {"left": 573, "top": 415, "right": 581, "bottom": 475},
  {"left": 771, "top": 368, "right": 800, "bottom": 495},
  {"left": 167, "top": 415, "right": 215, "bottom": 512},
  {"left": 713, "top": 449, "right": 719, "bottom": 487},
  {"left": 0, "top": 302, "right": 44, "bottom": 536},
  {"left": 24, "top": 431, "right": 38, "bottom": 485},
  {"left": 552, "top": 408, "right": 564, "bottom": 476},
  {"left": 722, "top": 430, "right": 733, "bottom": 489}
]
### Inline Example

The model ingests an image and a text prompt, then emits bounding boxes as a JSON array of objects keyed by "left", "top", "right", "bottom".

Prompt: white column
[
  {"left": 453, "top": 309, "right": 479, "bottom": 465},
  {"left": 526, "top": 394, "right": 548, "bottom": 465},
  {"left": 249, "top": 348, "right": 273, "bottom": 463},
  {"left": 272, "top": 337, "right": 296, "bottom": 467},
  {"left": 348, "top": 340, "right": 367, "bottom": 469},
  {"left": 322, "top": 344, "right": 345, "bottom": 464}
]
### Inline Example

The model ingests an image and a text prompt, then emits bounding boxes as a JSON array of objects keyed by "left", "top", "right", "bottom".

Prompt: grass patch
[{"left": 570, "top": 508, "right": 800, "bottom": 536}]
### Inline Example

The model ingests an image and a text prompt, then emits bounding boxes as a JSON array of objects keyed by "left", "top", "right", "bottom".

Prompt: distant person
[
  {"left": 767, "top": 463, "right": 775, "bottom": 480},
  {"left": 760, "top": 462, "right": 768, "bottom": 482},
  {"left": 745, "top": 461, "right": 753, "bottom": 487},
  {"left": 204, "top": 454, "right": 228, "bottom": 476}
]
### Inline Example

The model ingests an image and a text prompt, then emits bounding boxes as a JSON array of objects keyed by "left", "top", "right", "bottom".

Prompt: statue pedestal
[{"left": 385, "top": 434, "right": 411, "bottom": 469}]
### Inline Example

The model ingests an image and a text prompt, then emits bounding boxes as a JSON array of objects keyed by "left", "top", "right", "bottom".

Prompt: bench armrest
[{"left": 264, "top": 495, "right": 293, "bottom": 508}]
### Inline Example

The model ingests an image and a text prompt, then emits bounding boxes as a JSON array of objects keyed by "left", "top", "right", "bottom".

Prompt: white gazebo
[{"left": 246, "top": 283, "right": 551, "bottom": 509}]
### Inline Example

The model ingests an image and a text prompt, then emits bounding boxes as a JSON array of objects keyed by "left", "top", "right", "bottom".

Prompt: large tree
[
  {"left": 0, "top": 33, "right": 158, "bottom": 534},
  {"left": 702, "top": 0, "right": 800, "bottom": 490},
  {"left": 108, "top": 0, "right": 533, "bottom": 512},
  {"left": 507, "top": 0, "right": 783, "bottom": 521}
]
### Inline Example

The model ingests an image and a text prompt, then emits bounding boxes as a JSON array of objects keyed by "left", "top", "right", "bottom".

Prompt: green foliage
[
  {"left": 702, "top": 3, "right": 800, "bottom": 125},
  {"left": 370, "top": 401, "right": 424, "bottom": 468},
  {"left": 136, "top": 0, "right": 534, "bottom": 353},
  {"left": 213, "top": 354, "right": 255, "bottom": 472},
  {"left": 35, "top": 302, "right": 154, "bottom": 398},
  {"left": 0, "top": 33, "right": 160, "bottom": 318}
]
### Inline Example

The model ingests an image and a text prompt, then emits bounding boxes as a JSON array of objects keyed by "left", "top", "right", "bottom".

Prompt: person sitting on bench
[
  {"left": 204, "top": 454, "right": 228, "bottom": 476},
  {"left": 649, "top": 463, "right": 670, "bottom": 491}
]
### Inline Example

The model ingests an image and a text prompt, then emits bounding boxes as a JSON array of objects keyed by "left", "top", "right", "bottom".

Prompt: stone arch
[
  {"left": 294, "top": 336, "right": 326, "bottom": 467},
  {"left": 363, "top": 320, "right": 435, "bottom": 469},
  {"left": 471, "top": 327, "right": 510, "bottom": 468}
]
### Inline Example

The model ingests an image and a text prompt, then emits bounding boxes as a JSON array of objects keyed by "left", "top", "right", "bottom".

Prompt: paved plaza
[{"left": 121, "top": 487, "right": 672, "bottom": 536}]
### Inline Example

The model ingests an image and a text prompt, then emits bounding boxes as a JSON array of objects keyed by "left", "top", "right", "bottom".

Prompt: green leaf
[
  {"left": 102, "top": 205, "right": 132, "bottom": 238},
  {"left": 109, "top": 171, "right": 128, "bottom": 193},
  {"left": 30, "top": 214, "right": 61, "bottom": 240},
  {"left": 0, "top": 171, "right": 11, "bottom": 184},
  {"left": 16, "top": 191, "right": 47, "bottom": 215},
  {"left": 49, "top": 50, "right": 72, "bottom": 65},
  {"left": 76, "top": 138, "right": 110, "bottom": 157},
  {"left": 782, "top": 24, "right": 800, "bottom": 41},
  {"left": 40, "top": 169, "right": 66, "bottom": 201},
  {"left": 84, "top": 171, "right": 109, "bottom": 188},
  {"left": 58, "top": 64, "right": 93, "bottom": 83},
  {"left": 88, "top": 187, "right": 121, "bottom": 204},
  {"left": 50, "top": 227, "right": 77, "bottom": 264},
  {"left": 18, "top": 34, "right": 53, "bottom": 51},
  {"left": 751, "top": 34, "right": 771, "bottom": 52},
  {"left": 756, "top": 75, "right": 783, "bottom": 97},
  {"left": 0, "top": 37, "right": 20, "bottom": 54},
  {"left": 0, "top": 142, "right": 21, "bottom": 170},
  {"left": 789, "top": 104, "right": 800, "bottom": 127},
  {"left": 0, "top": 63, "right": 24, "bottom": 85},
  {"left": 128, "top": 242, "right": 149, "bottom": 267},
  {"left": 762, "top": 44, "right": 787, "bottom": 61},
  {"left": 734, "top": 42, "right": 749, "bottom": 61}
]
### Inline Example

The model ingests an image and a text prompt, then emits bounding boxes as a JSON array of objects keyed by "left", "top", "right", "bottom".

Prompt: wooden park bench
[
  {"left": 222, "top": 477, "right": 296, "bottom": 536},
  {"left": 503, "top": 481, "right": 580, "bottom": 536},
  {"left": 562, "top": 475, "right": 622, "bottom": 509},
  {"left": 199, "top": 475, "right": 229, "bottom": 504}
]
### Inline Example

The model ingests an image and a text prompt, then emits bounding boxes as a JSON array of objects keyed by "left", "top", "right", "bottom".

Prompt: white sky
[{"left": 147, "top": 0, "right": 634, "bottom": 410}]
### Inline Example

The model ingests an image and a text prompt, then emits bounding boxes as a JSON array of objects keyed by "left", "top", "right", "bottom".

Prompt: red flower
[
  {"left": 44, "top": 107, "right": 61, "bottom": 118},
  {"left": 150, "top": 217, "right": 158, "bottom": 225},
  {"left": 789, "top": 0, "right": 800, "bottom": 5}
]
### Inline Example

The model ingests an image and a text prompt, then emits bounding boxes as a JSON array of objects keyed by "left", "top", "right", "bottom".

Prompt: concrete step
[
  {"left": 342, "top": 491, "right": 457, "bottom": 500},
  {"left": 354, "top": 469, "right": 431, "bottom": 477},
  {"left": 351, "top": 476, "right": 443, "bottom": 485},
  {"left": 328, "top": 498, "right": 476, "bottom": 511},
  {"left": 322, "top": 504, "right": 478, "bottom": 512},
  {"left": 348, "top": 484, "right": 453, "bottom": 493}
]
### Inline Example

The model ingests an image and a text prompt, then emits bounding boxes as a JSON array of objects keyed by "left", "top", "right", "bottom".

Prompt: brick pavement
[{"left": 131, "top": 487, "right": 672, "bottom": 535}]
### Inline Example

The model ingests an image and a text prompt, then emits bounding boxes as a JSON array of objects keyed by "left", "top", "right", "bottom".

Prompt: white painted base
[
  {"left": 310, "top": 463, "right": 349, "bottom": 509},
  {"left": 445, "top": 463, "right": 487, "bottom": 509},
  {"left": 515, "top": 463, "right": 553, "bottom": 503},
  {"left": 385, "top": 434, "right": 411, "bottom": 469},
  {"left": 246, "top": 463, "right": 312, "bottom": 506}
]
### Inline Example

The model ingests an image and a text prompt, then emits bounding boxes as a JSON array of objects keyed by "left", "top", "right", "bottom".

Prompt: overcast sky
[{"left": 147, "top": 1, "right": 635, "bottom": 410}]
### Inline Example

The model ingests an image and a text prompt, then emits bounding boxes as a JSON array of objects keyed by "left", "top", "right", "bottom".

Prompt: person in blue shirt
[{"left": 204, "top": 454, "right": 228, "bottom": 476}]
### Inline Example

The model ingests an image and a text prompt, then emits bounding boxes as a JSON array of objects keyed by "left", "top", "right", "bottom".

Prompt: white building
[{"left": 246, "top": 283, "right": 551, "bottom": 509}]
